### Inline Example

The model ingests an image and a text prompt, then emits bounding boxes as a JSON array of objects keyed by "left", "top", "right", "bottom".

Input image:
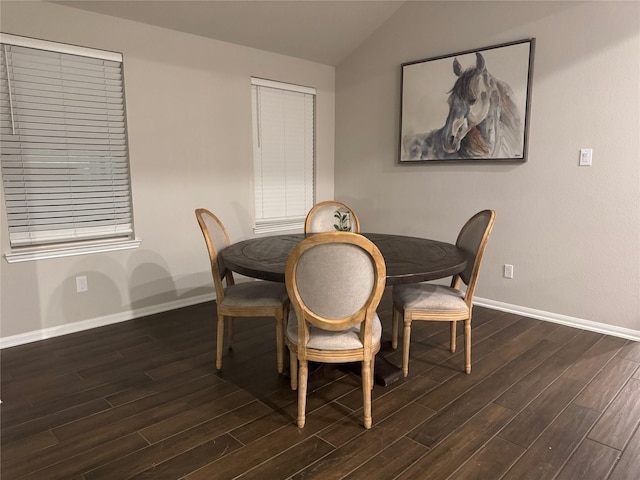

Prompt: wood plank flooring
[{"left": 2, "top": 290, "right": 640, "bottom": 479}]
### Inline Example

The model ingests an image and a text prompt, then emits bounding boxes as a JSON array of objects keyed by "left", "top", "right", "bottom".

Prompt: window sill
[
  {"left": 4, "top": 238, "right": 142, "bottom": 263},
  {"left": 253, "top": 222, "right": 304, "bottom": 235}
]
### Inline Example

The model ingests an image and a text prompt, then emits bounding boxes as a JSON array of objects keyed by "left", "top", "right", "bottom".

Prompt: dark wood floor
[{"left": 2, "top": 290, "right": 640, "bottom": 479}]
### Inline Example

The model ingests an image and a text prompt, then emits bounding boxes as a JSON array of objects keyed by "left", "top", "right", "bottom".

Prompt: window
[
  {"left": 251, "top": 78, "right": 315, "bottom": 233},
  {"left": 0, "top": 34, "right": 138, "bottom": 262}
]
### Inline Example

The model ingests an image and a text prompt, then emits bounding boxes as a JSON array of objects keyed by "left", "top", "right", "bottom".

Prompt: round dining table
[
  {"left": 219, "top": 232, "right": 469, "bottom": 385},
  {"left": 220, "top": 232, "right": 468, "bottom": 286}
]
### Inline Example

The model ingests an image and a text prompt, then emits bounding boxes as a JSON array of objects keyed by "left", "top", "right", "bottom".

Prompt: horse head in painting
[{"left": 441, "top": 52, "right": 522, "bottom": 158}]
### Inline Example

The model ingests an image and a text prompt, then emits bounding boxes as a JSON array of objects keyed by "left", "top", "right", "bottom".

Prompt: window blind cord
[{"left": 3, "top": 45, "right": 16, "bottom": 135}]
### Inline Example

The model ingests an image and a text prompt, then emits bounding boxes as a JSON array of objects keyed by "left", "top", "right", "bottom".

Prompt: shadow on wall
[
  {"left": 128, "top": 250, "right": 213, "bottom": 311},
  {"left": 53, "top": 254, "right": 127, "bottom": 328},
  {"left": 129, "top": 260, "right": 178, "bottom": 310},
  {"left": 57, "top": 271, "right": 123, "bottom": 327},
  {"left": 129, "top": 262, "right": 212, "bottom": 310},
  {"left": 43, "top": 249, "right": 213, "bottom": 333}
]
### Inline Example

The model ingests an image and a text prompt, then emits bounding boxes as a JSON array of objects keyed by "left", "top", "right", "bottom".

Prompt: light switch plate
[{"left": 579, "top": 148, "right": 592, "bottom": 166}]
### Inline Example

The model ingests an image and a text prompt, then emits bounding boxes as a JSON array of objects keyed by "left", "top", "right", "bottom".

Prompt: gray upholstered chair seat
[
  {"left": 222, "top": 281, "right": 288, "bottom": 308},
  {"left": 286, "top": 310, "right": 382, "bottom": 350},
  {"left": 393, "top": 283, "right": 469, "bottom": 314}
]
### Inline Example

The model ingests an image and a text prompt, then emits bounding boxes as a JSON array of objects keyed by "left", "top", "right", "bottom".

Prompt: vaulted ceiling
[{"left": 52, "top": 1, "right": 406, "bottom": 66}]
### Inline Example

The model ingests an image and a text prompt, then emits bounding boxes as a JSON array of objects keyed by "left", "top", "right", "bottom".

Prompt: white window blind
[
  {"left": 251, "top": 78, "right": 315, "bottom": 233},
  {"left": 0, "top": 34, "right": 134, "bottom": 248}
]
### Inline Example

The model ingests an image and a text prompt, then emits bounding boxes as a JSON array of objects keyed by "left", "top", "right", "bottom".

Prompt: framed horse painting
[{"left": 399, "top": 38, "right": 535, "bottom": 163}]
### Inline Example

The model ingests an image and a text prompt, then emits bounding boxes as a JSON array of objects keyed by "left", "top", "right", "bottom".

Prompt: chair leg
[
  {"left": 362, "top": 359, "right": 372, "bottom": 429},
  {"left": 227, "top": 317, "right": 234, "bottom": 351},
  {"left": 216, "top": 314, "right": 225, "bottom": 371},
  {"left": 450, "top": 320, "right": 457, "bottom": 353},
  {"left": 275, "top": 312, "right": 284, "bottom": 374},
  {"left": 392, "top": 307, "right": 400, "bottom": 349},
  {"left": 402, "top": 317, "right": 412, "bottom": 377},
  {"left": 289, "top": 349, "right": 298, "bottom": 390},
  {"left": 465, "top": 319, "right": 472, "bottom": 374},
  {"left": 297, "top": 360, "right": 308, "bottom": 428},
  {"left": 370, "top": 356, "right": 375, "bottom": 389}
]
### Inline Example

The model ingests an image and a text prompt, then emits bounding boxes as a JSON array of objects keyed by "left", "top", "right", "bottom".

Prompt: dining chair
[
  {"left": 195, "top": 208, "right": 289, "bottom": 373},
  {"left": 285, "top": 232, "right": 386, "bottom": 429},
  {"left": 391, "top": 210, "right": 496, "bottom": 376},
  {"left": 304, "top": 200, "right": 361, "bottom": 233}
]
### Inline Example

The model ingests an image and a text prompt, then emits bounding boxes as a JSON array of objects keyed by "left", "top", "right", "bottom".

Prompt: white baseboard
[
  {"left": 475, "top": 297, "right": 640, "bottom": 342},
  {"left": 2, "top": 294, "right": 638, "bottom": 349},
  {"left": 0, "top": 293, "right": 215, "bottom": 349}
]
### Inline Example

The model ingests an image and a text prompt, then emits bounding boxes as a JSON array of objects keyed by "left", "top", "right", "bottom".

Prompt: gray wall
[
  {"left": 335, "top": 1, "right": 640, "bottom": 335},
  {"left": 0, "top": 1, "right": 335, "bottom": 342}
]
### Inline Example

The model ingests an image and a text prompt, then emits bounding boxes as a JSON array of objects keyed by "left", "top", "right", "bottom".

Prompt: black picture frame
[{"left": 399, "top": 38, "right": 535, "bottom": 163}]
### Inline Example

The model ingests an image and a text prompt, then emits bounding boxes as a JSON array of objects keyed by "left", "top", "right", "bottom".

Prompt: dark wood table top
[{"left": 220, "top": 233, "right": 468, "bottom": 286}]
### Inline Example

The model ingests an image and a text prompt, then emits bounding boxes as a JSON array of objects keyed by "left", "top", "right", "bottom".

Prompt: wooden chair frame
[
  {"left": 285, "top": 232, "right": 386, "bottom": 429},
  {"left": 195, "top": 208, "right": 288, "bottom": 373},
  {"left": 392, "top": 210, "right": 496, "bottom": 376},
  {"left": 304, "top": 200, "right": 361, "bottom": 233}
]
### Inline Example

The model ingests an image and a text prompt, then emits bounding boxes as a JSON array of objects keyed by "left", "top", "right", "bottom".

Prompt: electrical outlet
[
  {"left": 503, "top": 264, "right": 514, "bottom": 279},
  {"left": 76, "top": 275, "right": 88, "bottom": 293}
]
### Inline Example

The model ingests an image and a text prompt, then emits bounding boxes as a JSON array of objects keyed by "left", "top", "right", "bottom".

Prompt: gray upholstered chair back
[
  {"left": 286, "top": 232, "right": 385, "bottom": 332},
  {"left": 456, "top": 210, "right": 495, "bottom": 287},
  {"left": 296, "top": 244, "right": 373, "bottom": 323},
  {"left": 195, "top": 208, "right": 233, "bottom": 296},
  {"left": 305, "top": 201, "right": 360, "bottom": 233}
]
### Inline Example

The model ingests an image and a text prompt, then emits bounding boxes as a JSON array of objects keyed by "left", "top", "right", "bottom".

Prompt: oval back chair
[
  {"left": 304, "top": 200, "right": 360, "bottom": 233},
  {"left": 285, "top": 232, "right": 386, "bottom": 429},
  {"left": 195, "top": 208, "right": 289, "bottom": 373},
  {"left": 392, "top": 210, "right": 496, "bottom": 376}
]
